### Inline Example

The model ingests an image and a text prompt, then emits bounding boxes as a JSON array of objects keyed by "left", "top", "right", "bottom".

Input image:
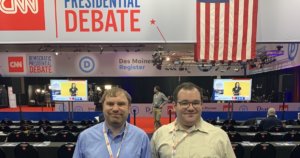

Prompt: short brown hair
[
  {"left": 101, "top": 87, "right": 132, "bottom": 105},
  {"left": 173, "top": 82, "right": 203, "bottom": 103}
]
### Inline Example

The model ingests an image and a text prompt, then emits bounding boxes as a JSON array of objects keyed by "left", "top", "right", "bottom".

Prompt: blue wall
[
  {"left": 0, "top": 111, "right": 298, "bottom": 121},
  {"left": 0, "top": 112, "right": 101, "bottom": 121}
]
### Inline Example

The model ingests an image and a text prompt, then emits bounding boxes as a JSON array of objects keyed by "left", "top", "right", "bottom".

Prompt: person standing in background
[
  {"left": 151, "top": 85, "right": 168, "bottom": 130},
  {"left": 44, "top": 90, "right": 51, "bottom": 107}
]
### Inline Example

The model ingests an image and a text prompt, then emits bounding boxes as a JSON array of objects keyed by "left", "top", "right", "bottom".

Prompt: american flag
[{"left": 195, "top": 0, "right": 258, "bottom": 61}]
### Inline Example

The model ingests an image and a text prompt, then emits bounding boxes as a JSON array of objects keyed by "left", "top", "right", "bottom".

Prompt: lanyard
[
  {"left": 103, "top": 123, "right": 128, "bottom": 158},
  {"left": 171, "top": 123, "right": 192, "bottom": 158}
]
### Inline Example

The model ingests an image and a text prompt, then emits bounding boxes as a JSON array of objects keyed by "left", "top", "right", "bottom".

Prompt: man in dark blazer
[{"left": 259, "top": 107, "right": 283, "bottom": 131}]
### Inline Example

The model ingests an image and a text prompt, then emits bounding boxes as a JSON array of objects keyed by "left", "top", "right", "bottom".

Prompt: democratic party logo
[
  {"left": 74, "top": 106, "right": 83, "bottom": 112},
  {"left": 0, "top": 0, "right": 45, "bottom": 30},
  {"left": 79, "top": 56, "right": 95, "bottom": 73},
  {"left": 239, "top": 105, "right": 248, "bottom": 111},
  {"left": 8, "top": 56, "right": 24, "bottom": 72}
]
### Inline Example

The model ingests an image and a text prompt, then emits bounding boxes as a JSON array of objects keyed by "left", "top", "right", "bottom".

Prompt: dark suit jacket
[{"left": 259, "top": 116, "right": 283, "bottom": 131}]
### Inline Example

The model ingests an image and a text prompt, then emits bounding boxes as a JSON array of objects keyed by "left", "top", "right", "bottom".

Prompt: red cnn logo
[
  {"left": 0, "top": 0, "right": 45, "bottom": 30},
  {"left": 8, "top": 56, "right": 24, "bottom": 72}
]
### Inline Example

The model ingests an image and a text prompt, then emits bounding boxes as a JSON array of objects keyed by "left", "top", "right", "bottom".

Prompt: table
[{"left": 241, "top": 141, "right": 300, "bottom": 158}]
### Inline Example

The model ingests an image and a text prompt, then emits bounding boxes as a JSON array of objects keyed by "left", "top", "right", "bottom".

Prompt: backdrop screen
[
  {"left": 50, "top": 80, "right": 88, "bottom": 101},
  {"left": 213, "top": 79, "right": 252, "bottom": 101}
]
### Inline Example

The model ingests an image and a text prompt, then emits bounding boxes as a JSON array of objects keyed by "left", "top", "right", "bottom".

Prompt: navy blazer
[{"left": 259, "top": 116, "right": 283, "bottom": 131}]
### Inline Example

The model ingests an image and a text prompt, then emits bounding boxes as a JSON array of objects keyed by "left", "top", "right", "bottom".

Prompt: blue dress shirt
[{"left": 73, "top": 122, "right": 151, "bottom": 158}]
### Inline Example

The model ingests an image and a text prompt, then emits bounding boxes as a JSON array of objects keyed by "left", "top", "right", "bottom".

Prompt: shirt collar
[
  {"left": 169, "top": 118, "right": 209, "bottom": 134},
  {"left": 104, "top": 122, "right": 127, "bottom": 137}
]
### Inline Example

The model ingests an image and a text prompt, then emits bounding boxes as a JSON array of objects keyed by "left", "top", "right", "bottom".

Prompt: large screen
[
  {"left": 50, "top": 80, "right": 88, "bottom": 101},
  {"left": 213, "top": 79, "right": 252, "bottom": 101}
]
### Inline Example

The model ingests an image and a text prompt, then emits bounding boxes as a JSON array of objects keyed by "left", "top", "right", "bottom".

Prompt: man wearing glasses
[{"left": 151, "top": 82, "right": 235, "bottom": 158}]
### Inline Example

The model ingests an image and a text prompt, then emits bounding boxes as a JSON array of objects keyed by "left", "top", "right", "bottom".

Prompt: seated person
[{"left": 259, "top": 107, "right": 283, "bottom": 131}]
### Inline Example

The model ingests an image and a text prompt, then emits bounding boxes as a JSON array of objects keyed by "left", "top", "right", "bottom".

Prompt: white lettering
[
  {"left": 10, "top": 61, "right": 23, "bottom": 68},
  {"left": 0, "top": 0, "right": 38, "bottom": 14}
]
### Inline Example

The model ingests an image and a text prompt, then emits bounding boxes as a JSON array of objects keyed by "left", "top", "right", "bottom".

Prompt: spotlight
[
  {"left": 104, "top": 85, "right": 112, "bottom": 90},
  {"left": 96, "top": 86, "right": 102, "bottom": 91}
]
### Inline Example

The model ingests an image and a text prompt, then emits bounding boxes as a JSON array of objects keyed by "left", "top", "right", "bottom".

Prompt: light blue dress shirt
[{"left": 73, "top": 122, "right": 151, "bottom": 158}]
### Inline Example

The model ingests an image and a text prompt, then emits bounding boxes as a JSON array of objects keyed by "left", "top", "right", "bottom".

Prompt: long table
[
  {"left": 234, "top": 125, "right": 300, "bottom": 132},
  {"left": 0, "top": 142, "right": 299, "bottom": 158},
  {"left": 239, "top": 132, "right": 286, "bottom": 142}
]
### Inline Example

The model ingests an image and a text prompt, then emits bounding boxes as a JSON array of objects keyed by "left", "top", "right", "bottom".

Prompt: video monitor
[
  {"left": 50, "top": 80, "right": 88, "bottom": 101},
  {"left": 213, "top": 78, "right": 252, "bottom": 101}
]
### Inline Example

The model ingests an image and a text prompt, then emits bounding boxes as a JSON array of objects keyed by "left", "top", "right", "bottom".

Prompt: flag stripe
[
  {"left": 218, "top": 4, "right": 225, "bottom": 60},
  {"left": 213, "top": 3, "right": 220, "bottom": 61},
  {"left": 246, "top": 0, "right": 254, "bottom": 59},
  {"left": 236, "top": 0, "right": 244, "bottom": 60},
  {"left": 195, "top": 0, "right": 258, "bottom": 61},
  {"left": 223, "top": 2, "right": 230, "bottom": 61},
  {"left": 241, "top": 0, "right": 249, "bottom": 60},
  {"left": 251, "top": 0, "right": 258, "bottom": 59},
  {"left": 231, "top": 0, "right": 239, "bottom": 61},
  {"left": 209, "top": 3, "right": 215, "bottom": 60},
  {"left": 205, "top": 3, "right": 210, "bottom": 60},
  {"left": 200, "top": 4, "right": 206, "bottom": 60},
  {"left": 227, "top": 1, "right": 234, "bottom": 60},
  {"left": 195, "top": 2, "right": 201, "bottom": 61}
]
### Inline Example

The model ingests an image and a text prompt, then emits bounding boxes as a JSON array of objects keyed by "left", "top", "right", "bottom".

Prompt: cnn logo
[
  {"left": 0, "top": 0, "right": 45, "bottom": 30},
  {"left": 0, "top": 0, "right": 39, "bottom": 14},
  {"left": 8, "top": 56, "right": 24, "bottom": 72}
]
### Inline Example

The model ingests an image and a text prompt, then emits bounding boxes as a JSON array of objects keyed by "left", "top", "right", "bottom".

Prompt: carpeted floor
[
  {"left": 0, "top": 106, "right": 54, "bottom": 112},
  {"left": 130, "top": 117, "right": 176, "bottom": 133}
]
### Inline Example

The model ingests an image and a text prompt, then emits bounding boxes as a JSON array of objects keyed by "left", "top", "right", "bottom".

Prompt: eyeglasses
[{"left": 177, "top": 100, "right": 202, "bottom": 108}]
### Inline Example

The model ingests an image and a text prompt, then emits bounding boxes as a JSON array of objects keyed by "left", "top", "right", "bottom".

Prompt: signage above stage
[{"left": 0, "top": 0, "right": 195, "bottom": 43}]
